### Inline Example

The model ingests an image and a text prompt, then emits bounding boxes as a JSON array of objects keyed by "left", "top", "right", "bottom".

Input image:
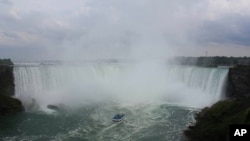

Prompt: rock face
[
  {"left": 184, "top": 65, "right": 250, "bottom": 141},
  {"left": 227, "top": 66, "right": 250, "bottom": 98},
  {"left": 0, "top": 62, "right": 14, "bottom": 96},
  {"left": 0, "top": 95, "right": 24, "bottom": 115},
  {"left": 0, "top": 59, "right": 24, "bottom": 116}
]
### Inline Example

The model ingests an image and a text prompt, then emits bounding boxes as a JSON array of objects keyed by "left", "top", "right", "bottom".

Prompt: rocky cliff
[
  {"left": 0, "top": 59, "right": 24, "bottom": 116},
  {"left": 184, "top": 65, "right": 250, "bottom": 141},
  {"left": 0, "top": 60, "right": 15, "bottom": 96},
  {"left": 226, "top": 65, "right": 250, "bottom": 99}
]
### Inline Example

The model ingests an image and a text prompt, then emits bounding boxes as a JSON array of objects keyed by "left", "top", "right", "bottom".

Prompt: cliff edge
[
  {"left": 0, "top": 59, "right": 24, "bottom": 116},
  {"left": 227, "top": 65, "right": 250, "bottom": 99}
]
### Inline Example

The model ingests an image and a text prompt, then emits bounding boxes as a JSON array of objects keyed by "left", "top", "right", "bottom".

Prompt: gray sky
[{"left": 0, "top": 0, "right": 250, "bottom": 61}]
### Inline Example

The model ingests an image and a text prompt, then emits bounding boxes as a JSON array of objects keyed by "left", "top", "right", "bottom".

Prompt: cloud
[
  {"left": 0, "top": 0, "right": 12, "bottom": 5},
  {"left": 194, "top": 14, "right": 250, "bottom": 46},
  {"left": 0, "top": 0, "right": 250, "bottom": 60}
]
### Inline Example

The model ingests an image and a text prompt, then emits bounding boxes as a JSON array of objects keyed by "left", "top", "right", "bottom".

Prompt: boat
[
  {"left": 47, "top": 104, "right": 58, "bottom": 110},
  {"left": 112, "top": 113, "right": 125, "bottom": 122}
]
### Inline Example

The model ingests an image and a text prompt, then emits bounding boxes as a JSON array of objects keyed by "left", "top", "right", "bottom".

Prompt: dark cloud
[{"left": 194, "top": 14, "right": 250, "bottom": 46}]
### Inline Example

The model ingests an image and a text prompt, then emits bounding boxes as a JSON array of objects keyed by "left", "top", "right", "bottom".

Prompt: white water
[{"left": 14, "top": 62, "right": 228, "bottom": 111}]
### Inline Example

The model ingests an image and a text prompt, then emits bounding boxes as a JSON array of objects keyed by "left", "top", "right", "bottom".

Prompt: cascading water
[
  {"left": 14, "top": 62, "right": 228, "bottom": 109},
  {"left": 1, "top": 61, "right": 229, "bottom": 141}
]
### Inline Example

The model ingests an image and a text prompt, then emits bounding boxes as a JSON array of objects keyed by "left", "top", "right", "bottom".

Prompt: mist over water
[
  {"left": 14, "top": 61, "right": 228, "bottom": 111},
  {"left": 0, "top": 61, "right": 228, "bottom": 140}
]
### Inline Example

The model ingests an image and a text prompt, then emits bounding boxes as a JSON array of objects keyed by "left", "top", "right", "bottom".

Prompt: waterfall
[
  {"left": 165, "top": 66, "right": 228, "bottom": 100},
  {"left": 14, "top": 62, "right": 228, "bottom": 109}
]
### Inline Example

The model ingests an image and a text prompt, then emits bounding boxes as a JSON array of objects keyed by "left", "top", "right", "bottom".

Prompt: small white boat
[{"left": 112, "top": 113, "right": 125, "bottom": 122}]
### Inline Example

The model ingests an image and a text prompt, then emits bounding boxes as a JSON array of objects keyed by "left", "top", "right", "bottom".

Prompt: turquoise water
[
  {"left": 0, "top": 103, "right": 196, "bottom": 141},
  {"left": 2, "top": 62, "right": 228, "bottom": 141}
]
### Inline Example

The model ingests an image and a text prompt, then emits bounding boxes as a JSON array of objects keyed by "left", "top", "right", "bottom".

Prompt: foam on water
[{"left": 0, "top": 100, "right": 198, "bottom": 141}]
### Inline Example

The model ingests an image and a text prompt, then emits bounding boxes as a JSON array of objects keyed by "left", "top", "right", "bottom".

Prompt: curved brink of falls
[{"left": 13, "top": 62, "right": 228, "bottom": 111}]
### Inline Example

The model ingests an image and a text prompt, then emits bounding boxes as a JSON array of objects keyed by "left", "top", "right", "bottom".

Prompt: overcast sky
[{"left": 0, "top": 0, "right": 250, "bottom": 61}]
